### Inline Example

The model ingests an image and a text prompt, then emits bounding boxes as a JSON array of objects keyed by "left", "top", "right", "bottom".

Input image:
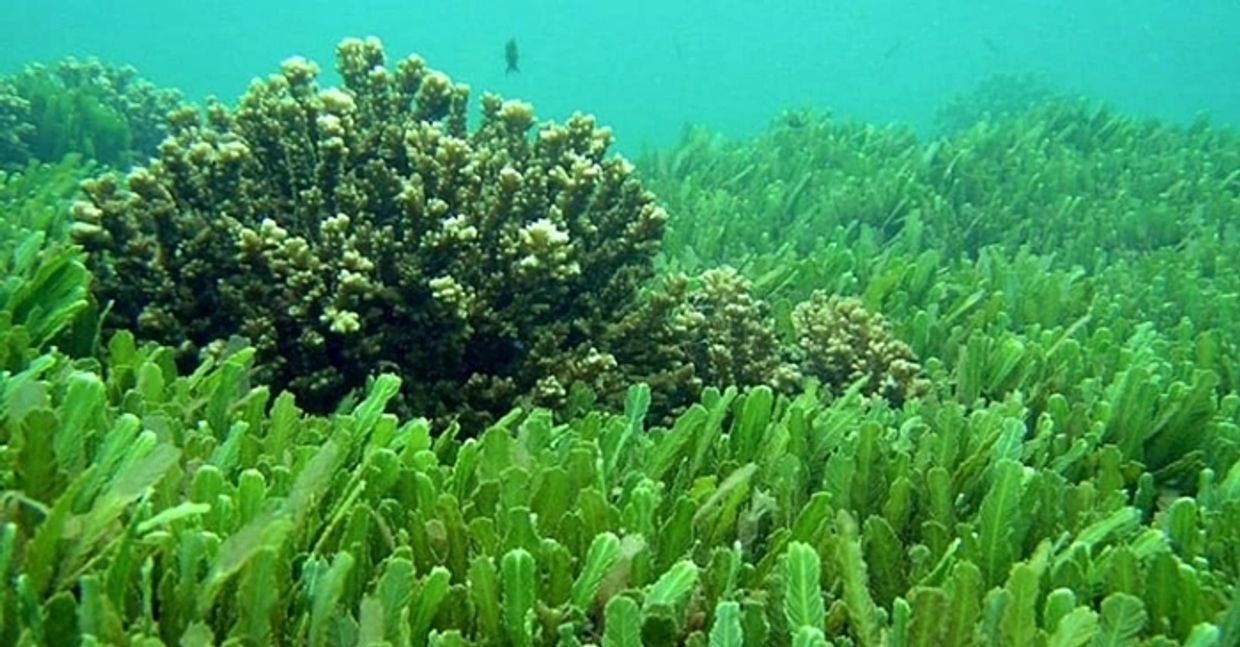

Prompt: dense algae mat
[
  {"left": 3, "top": 39, "right": 1240, "bottom": 646},
  {"left": 0, "top": 56, "right": 181, "bottom": 171}
]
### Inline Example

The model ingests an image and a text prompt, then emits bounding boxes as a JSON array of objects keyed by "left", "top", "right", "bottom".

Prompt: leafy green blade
[
  {"left": 602, "top": 595, "right": 643, "bottom": 647},
  {"left": 1092, "top": 594, "right": 1146, "bottom": 647},
  {"left": 709, "top": 600, "right": 744, "bottom": 647},
  {"left": 975, "top": 459, "right": 1026, "bottom": 585},
  {"left": 783, "top": 541, "right": 824, "bottom": 632},
  {"left": 835, "top": 511, "right": 882, "bottom": 647},
  {"left": 572, "top": 532, "right": 621, "bottom": 610},
  {"left": 502, "top": 548, "right": 536, "bottom": 647},
  {"left": 308, "top": 552, "right": 355, "bottom": 647},
  {"left": 1048, "top": 607, "right": 1099, "bottom": 647},
  {"left": 644, "top": 560, "right": 699, "bottom": 610},
  {"left": 411, "top": 567, "right": 451, "bottom": 645}
]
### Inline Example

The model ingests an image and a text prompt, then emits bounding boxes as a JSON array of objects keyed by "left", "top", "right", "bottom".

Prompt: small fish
[
  {"left": 882, "top": 40, "right": 903, "bottom": 62},
  {"left": 505, "top": 38, "right": 519, "bottom": 74}
]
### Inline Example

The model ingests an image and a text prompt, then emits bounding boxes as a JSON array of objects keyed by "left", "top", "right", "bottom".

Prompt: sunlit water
[{"left": 3, "top": 0, "right": 1237, "bottom": 153}]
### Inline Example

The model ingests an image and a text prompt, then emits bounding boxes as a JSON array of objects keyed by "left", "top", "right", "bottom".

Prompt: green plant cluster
[
  {"left": 934, "top": 73, "right": 1067, "bottom": 136},
  {"left": 2, "top": 40, "right": 1239, "bottom": 646},
  {"left": 0, "top": 157, "right": 96, "bottom": 372},
  {"left": 642, "top": 96, "right": 1240, "bottom": 410},
  {"left": 2, "top": 329, "right": 1238, "bottom": 644},
  {"left": 0, "top": 56, "right": 183, "bottom": 170},
  {"left": 644, "top": 99, "right": 1239, "bottom": 266}
]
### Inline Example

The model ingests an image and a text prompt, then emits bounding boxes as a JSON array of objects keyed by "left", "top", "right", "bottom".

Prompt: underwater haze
[
  {"left": 8, "top": 0, "right": 1240, "bottom": 643},
  {"left": 2, "top": 0, "right": 1238, "bottom": 151}
]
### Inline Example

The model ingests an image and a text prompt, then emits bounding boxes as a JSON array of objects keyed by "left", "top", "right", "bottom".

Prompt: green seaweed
[
  {"left": 14, "top": 72, "right": 133, "bottom": 167},
  {"left": 1, "top": 41, "right": 1239, "bottom": 647}
]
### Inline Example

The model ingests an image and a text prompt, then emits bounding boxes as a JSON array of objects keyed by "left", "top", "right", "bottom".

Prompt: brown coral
[
  {"left": 73, "top": 37, "right": 665, "bottom": 424},
  {"left": 0, "top": 86, "right": 34, "bottom": 165},
  {"left": 605, "top": 267, "right": 799, "bottom": 420},
  {"left": 792, "top": 292, "right": 927, "bottom": 405}
]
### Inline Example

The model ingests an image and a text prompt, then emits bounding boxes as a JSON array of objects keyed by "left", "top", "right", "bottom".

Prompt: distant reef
[{"left": 0, "top": 56, "right": 182, "bottom": 170}]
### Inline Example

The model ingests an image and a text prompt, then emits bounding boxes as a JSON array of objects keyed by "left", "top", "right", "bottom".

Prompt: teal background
[{"left": 3, "top": 0, "right": 1237, "bottom": 151}]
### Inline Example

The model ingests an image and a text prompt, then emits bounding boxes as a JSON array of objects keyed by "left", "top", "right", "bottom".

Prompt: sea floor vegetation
[
  {"left": 0, "top": 43, "right": 1238, "bottom": 646},
  {"left": 0, "top": 57, "right": 181, "bottom": 171}
]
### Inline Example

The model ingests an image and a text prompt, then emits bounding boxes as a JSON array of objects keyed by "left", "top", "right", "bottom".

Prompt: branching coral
[
  {"left": 603, "top": 267, "right": 816, "bottom": 419},
  {"left": 678, "top": 267, "right": 798, "bottom": 390},
  {"left": 74, "top": 37, "right": 665, "bottom": 423},
  {"left": 0, "top": 86, "right": 35, "bottom": 165},
  {"left": 793, "top": 292, "right": 927, "bottom": 405}
]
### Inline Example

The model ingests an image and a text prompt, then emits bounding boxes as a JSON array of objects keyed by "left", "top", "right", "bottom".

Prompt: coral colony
[{"left": 1, "top": 36, "right": 1238, "bottom": 646}]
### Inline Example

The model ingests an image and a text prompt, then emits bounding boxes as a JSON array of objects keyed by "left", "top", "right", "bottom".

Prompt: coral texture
[
  {"left": 793, "top": 292, "right": 927, "bottom": 404},
  {"left": 73, "top": 37, "right": 666, "bottom": 423},
  {"left": 605, "top": 267, "right": 801, "bottom": 418}
]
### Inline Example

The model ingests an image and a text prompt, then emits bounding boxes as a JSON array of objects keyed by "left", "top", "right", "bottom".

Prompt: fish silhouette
[{"left": 505, "top": 38, "right": 519, "bottom": 74}]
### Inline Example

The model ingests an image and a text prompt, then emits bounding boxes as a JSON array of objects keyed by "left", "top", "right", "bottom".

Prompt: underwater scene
[{"left": 1, "top": 1, "right": 1239, "bottom": 645}]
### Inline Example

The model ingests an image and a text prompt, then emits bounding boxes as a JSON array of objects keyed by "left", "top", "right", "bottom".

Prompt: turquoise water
[{"left": 3, "top": 0, "right": 1238, "bottom": 152}]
